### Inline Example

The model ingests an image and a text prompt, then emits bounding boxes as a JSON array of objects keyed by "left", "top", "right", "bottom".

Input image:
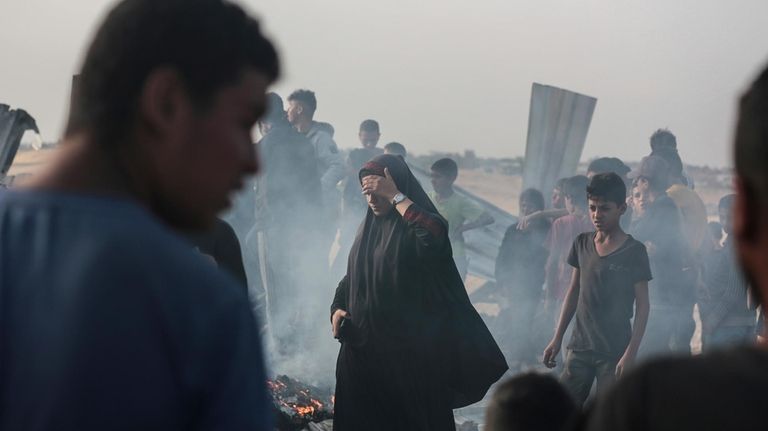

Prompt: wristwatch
[{"left": 392, "top": 192, "right": 407, "bottom": 206}]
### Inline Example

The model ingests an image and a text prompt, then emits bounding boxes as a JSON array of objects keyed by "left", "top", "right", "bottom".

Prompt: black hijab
[{"left": 345, "top": 154, "right": 507, "bottom": 408}]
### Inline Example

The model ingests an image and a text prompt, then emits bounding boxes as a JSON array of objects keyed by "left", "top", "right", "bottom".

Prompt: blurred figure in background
[
  {"left": 250, "top": 92, "right": 323, "bottom": 355},
  {"left": 485, "top": 373, "right": 580, "bottom": 431},
  {"left": 384, "top": 141, "right": 407, "bottom": 159},
  {"left": 287, "top": 89, "right": 345, "bottom": 262},
  {"left": 699, "top": 194, "right": 757, "bottom": 352},
  {"left": 495, "top": 188, "right": 551, "bottom": 371},
  {"left": 543, "top": 176, "right": 593, "bottom": 313},
  {"left": 628, "top": 156, "right": 695, "bottom": 359},
  {"left": 430, "top": 157, "right": 494, "bottom": 281},
  {"left": 333, "top": 119, "right": 384, "bottom": 279},
  {"left": 552, "top": 178, "right": 568, "bottom": 210},
  {"left": 708, "top": 221, "right": 725, "bottom": 248},
  {"left": 651, "top": 139, "right": 708, "bottom": 256}
]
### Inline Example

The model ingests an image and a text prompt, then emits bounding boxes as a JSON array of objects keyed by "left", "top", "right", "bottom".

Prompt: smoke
[{"left": 223, "top": 136, "right": 347, "bottom": 389}]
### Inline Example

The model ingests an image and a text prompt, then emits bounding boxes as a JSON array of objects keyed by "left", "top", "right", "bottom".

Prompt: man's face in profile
[
  {"left": 157, "top": 69, "right": 268, "bottom": 229},
  {"left": 286, "top": 100, "right": 303, "bottom": 125}
]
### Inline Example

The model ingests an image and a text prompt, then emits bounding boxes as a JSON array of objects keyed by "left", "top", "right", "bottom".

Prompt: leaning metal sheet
[{"left": 522, "top": 83, "right": 597, "bottom": 197}]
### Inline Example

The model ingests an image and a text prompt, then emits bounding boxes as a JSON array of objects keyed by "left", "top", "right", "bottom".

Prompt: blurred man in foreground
[{"left": 0, "top": 1, "right": 279, "bottom": 429}]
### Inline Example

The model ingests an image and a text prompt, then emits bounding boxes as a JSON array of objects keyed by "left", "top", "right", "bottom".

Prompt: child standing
[{"left": 543, "top": 173, "right": 651, "bottom": 405}]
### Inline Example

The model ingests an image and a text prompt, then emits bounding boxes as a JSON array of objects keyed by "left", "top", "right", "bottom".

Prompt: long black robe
[{"left": 331, "top": 155, "right": 507, "bottom": 431}]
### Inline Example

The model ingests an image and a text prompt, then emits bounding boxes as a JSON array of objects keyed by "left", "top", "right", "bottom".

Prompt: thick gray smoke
[{"left": 223, "top": 137, "right": 345, "bottom": 389}]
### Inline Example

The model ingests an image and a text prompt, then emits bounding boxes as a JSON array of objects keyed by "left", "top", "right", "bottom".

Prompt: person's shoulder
[
  {"left": 572, "top": 231, "right": 595, "bottom": 249},
  {"left": 589, "top": 347, "right": 768, "bottom": 431},
  {"left": 309, "top": 123, "right": 334, "bottom": 141},
  {"left": 625, "top": 234, "right": 648, "bottom": 251},
  {"left": 626, "top": 346, "right": 768, "bottom": 390}
]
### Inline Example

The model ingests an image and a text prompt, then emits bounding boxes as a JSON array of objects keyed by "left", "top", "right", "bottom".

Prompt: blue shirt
[{"left": 0, "top": 191, "right": 271, "bottom": 430}]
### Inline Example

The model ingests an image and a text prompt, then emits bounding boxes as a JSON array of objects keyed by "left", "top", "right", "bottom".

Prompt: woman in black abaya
[{"left": 330, "top": 155, "right": 507, "bottom": 431}]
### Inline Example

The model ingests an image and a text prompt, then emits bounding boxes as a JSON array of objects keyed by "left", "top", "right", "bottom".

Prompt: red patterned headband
[{"left": 359, "top": 161, "right": 386, "bottom": 181}]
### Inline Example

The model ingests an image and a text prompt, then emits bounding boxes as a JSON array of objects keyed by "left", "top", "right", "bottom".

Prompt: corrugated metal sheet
[
  {"left": 522, "top": 83, "right": 597, "bottom": 196},
  {"left": 0, "top": 104, "right": 38, "bottom": 183}
]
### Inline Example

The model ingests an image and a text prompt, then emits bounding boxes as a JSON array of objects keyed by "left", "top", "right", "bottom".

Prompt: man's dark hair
[
  {"left": 287, "top": 89, "right": 317, "bottom": 117},
  {"left": 564, "top": 175, "right": 590, "bottom": 209},
  {"left": 263, "top": 92, "right": 286, "bottom": 125},
  {"left": 650, "top": 128, "right": 677, "bottom": 151},
  {"left": 359, "top": 119, "right": 380, "bottom": 133},
  {"left": 588, "top": 157, "right": 631, "bottom": 179},
  {"left": 519, "top": 188, "right": 545, "bottom": 212},
  {"left": 485, "top": 373, "right": 578, "bottom": 431},
  {"left": 735, "top": 64, "right": 768, "bottom": 208},
  {"left": 65, "top": 0, "right": 279, "bottom": 146},
  {"left": 384, "top": 141, "right": 407, "bottom": 158},
  {"left": 431, "top": 158, "right": 458, "bottom": 180},
  {"left": 652, "top": 146, "right": 684, "bottom": 180},
  {"left": 587, "top": 172, "right": 627, "bottom": 206}
]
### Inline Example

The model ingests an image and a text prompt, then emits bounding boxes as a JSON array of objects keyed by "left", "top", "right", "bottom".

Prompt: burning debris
[{"left": 268, "top": 375, "right": 334, "bottom": 431}]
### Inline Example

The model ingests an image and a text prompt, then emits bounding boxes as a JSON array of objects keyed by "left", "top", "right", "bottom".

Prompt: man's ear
[{"left": 137, "top": 68, "right": 189, "bottom": 140}]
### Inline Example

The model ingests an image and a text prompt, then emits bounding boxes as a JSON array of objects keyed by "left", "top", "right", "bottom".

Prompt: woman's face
[{"left": 366, "top": 191, "right": 394, "bottom": 217}]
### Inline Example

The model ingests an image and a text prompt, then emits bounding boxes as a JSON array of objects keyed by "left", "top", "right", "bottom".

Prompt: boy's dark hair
[
  {"left": 587, "top": 172, "right": 627, "bottom": 206},
  {"left": 485, "top": 373, "right": 578, "bottom": 431},
  {"left": 359, "top": 119, "right": 380, "bottom": 133},
  {"left": 65, "top": 0, "right": 279, "bottom": 146},
  {"left": 520, "top": 188, "right": 545, "bottom": 212},
  {"left": 287, "top": 89, "right": 317, "bottom": 117},
  {"left": 431, "top": 158, "right": 459, "bottom": 180},
  {"left": 384, "top": 141, "right": 407, "bottom": 158},
  {"left": 735, "top": 63, "right": 768, "bottom": 208},
  {"left": 650, "top": 128, "right": 677, "bottom": 151},
  {"left": 564, "top": 175, "right": 590, "bottom": 209},
  {"left": 719, "top": 194, "right": 736, "bottom": 211},
  {"left": 587, "top": 157, "right": 631, "bottom": 179},
  {"left": 263, "top": 92, "right": 286, "bottom": 124},
  {"left": 554, "top": 177, "right": 568, "bottom": 191}
]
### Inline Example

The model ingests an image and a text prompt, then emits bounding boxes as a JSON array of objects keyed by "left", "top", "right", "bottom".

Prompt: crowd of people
[{"left": 2, "top": 0, "right": 768, "bottom": 430}]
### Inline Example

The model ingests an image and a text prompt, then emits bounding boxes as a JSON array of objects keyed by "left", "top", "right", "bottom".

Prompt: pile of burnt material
[
  {"left": 267, "top": 374, "right": 480, "bottom": 431},
  {"left": 268, "top": 375, "right": 333, "bottom": 431}
]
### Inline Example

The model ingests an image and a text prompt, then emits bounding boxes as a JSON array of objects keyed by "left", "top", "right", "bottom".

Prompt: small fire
[{"left": 267, "top": 375, "right": 334, "bottom": 427}]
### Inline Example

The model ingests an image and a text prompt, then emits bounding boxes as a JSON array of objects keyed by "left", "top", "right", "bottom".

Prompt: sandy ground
[{"left": 7, "top": 148, "right": 60, "bottom": 177}]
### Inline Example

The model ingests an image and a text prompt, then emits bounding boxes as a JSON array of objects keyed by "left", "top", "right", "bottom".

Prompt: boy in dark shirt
[{"left": 543, "top": 173, "right": 652, "bottom": 406}]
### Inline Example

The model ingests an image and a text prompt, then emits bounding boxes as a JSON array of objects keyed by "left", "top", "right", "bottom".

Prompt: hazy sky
[{"left": 2, "top": 0, "right": 767, "bottom": 167}]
